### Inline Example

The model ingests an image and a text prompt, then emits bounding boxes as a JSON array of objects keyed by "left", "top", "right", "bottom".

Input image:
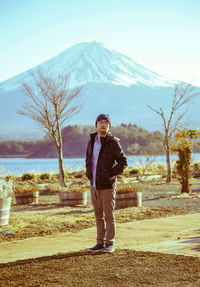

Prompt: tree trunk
[
  {"left": 165, "top": 149, "right": 171, "bottom": 183},
  {"left": 164, "top": 132, "right": 171, "bottom": 183},
  {"left": 58, "top": 145, "right": 66, "bottom": 187},
  {"left": 56, "top": 127, "right": 66, "bottom": 187},
  {"left": 55, "top": 112, "right": 66, "bottom": 187},
  {"left": 181, "top": 179, "right": 190, "bottom": 194}
]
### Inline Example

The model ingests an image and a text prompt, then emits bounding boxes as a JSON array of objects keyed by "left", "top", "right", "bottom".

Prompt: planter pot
[
  {"left": 115, "top": 192, "right": 142, "bottom": 209},
  {"left": 59, "top": 191, "right": 87, "bottom": 206},
  {"left": 0, "top": 197, "right": 11, "bottom": 226},
  {"left": 87, "top": 191, "right": 92, "bottom": 205},
  {"left": 14, "top": 191, "right": 39, "bottom": 205}
]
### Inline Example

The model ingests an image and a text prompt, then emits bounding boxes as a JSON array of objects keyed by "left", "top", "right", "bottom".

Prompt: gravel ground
[
  {"left": 142, "top": 182, "right": 200, "bottom": 212},
  {"left": 0, "top": 250, "right": 200, "bottom": 287}
]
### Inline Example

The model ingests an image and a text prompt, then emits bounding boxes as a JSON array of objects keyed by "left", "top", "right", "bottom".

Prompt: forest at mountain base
[{"left": 0, "top": 124, "right": 167, "bottom": 158}]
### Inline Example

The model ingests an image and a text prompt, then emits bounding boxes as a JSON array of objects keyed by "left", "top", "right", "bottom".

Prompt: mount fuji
[{"left": 0, "top": 41, "right": 199, "bottom": 139}]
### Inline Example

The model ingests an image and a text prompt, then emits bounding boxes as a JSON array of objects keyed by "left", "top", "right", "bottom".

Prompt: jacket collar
[{"left": 90, "top": 132, "right": 114, "bottom": 143}]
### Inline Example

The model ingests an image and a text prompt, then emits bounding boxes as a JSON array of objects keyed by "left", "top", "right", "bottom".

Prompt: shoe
[
  {"left": 88, "top": 244, "right": 104, "bottom": 252},
  {"left": 103, "top": 245, "right": 115, "bottom": 253}
]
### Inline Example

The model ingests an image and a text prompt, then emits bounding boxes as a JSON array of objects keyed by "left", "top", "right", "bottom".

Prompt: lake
[{"left": 0, "top": 154, "right": 200, "bottom": 176}]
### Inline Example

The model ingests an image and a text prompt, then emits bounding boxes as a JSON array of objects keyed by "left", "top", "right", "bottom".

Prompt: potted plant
[
  {"left": 0, "top": 180, "right": 13, "bottom": 225},
  {"left": 116, "top": 183, "right": 142, "bottom": 209},
  {"left": 59, "top": 185, "right": 87, "bottom": 206},
  {"left": 14, "top": 185, "right": 39, "bottom": 205}
]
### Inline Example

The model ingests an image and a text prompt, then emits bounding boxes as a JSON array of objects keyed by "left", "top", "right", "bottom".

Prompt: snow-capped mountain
[
  {"left": 1, "top": 41, "right": 174, "bottom": 91},
  {"left": 0, "top": 41, "right": 199, "bottom": 139},
  {"left": 42, "top": 41, "right": 175, "bottom": 87}
]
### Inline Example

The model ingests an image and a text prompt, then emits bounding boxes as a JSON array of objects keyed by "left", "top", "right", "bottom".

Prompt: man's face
[{"left": 97, "top": 119, "right": 110, "bottom": 134}]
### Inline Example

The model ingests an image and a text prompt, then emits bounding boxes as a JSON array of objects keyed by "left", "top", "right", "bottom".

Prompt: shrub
[
  {"left": 171, "top": 128, "right": 200, "bottom": 193},
  {"left": 59, "top": 186, "right": 86, "bottom": 193},
  {"left": 40, "top": 173, "right": 51, "bottom": 180},
  {"left": 21, "top": 173, "right": 35, "bottom": 181},
  {"left": 74, "top": 171, "right": 85, "bottom": 178},
  {"left": 117, "top": 183, "right": 142, "bottom": 194},
  {"left": 129, "top": 168, "right": 139, "bottom": 175},
  {"left": 14, "top": 185, "right": 38, "bottom": 193},
  {"left": 55, "top": 172, "right": 69, "bottom": 180},
  {"left": 46, "top": 183, "right": 85, "bottom": 193}
]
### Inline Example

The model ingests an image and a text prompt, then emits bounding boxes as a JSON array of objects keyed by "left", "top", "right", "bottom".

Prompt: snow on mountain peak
[
  {"left": 45, "top": 41, "right": 174, "bottom": 88},
  {"left": 1, "top": 41, "right": 174, "bottom": 90}
]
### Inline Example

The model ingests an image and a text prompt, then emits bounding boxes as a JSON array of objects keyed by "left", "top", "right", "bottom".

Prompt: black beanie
[{"left": 95, "top": 113, "right": 111, "bottom": 127}]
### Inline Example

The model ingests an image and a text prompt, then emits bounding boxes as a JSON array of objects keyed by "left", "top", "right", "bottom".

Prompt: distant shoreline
[
  {"left": 0, "top": 155, "right": 85, "bottom": 159},
  {"left": 0, "top": 155, "right": 200, "bottom": 176},
  {"left": 0, "top": 155, "right": 27, "bottom": 159}
]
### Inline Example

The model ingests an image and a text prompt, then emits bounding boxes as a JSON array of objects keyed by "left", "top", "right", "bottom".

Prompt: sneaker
[
  {"left": 103, "top": 245, "right": 115, "bottom": 253},
  {"left": 88, "top": 244, "right": 104, "bottom": 252}
]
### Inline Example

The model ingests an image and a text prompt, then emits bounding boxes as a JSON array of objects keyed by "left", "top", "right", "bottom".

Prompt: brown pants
[{"left": 90, "top": 186, "right": 116, "bottom": 246}]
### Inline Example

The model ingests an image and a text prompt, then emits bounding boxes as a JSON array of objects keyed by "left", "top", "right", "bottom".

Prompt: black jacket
[{"left": 86, "top": 132, "right": 127, "bottom": 189}]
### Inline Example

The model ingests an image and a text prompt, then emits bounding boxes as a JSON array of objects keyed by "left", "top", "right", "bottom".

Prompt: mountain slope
[
  {"left": 0, "top": 41, "right": 174, "bottom": 90},
  {"left": 0, "top": 41, "right": 199, "bottom": 140}
]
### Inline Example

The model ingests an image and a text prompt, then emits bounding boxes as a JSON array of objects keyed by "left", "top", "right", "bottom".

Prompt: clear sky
[{"left": 1, "top": 0, "right": 200, "bottom": 85}]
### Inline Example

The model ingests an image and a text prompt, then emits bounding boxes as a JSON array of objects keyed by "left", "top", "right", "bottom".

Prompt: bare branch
[
  {"left": 147, "top": 105, "right": 162, "bottom": 116},
  {"left": 18, "top": 68, "right": 82, "bottom": 187},
  {"left": 147, "top": 82, "right": 200, "bottom": 183}
]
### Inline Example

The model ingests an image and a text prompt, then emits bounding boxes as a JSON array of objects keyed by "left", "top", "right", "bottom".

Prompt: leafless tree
[
  {"left": 19, "top": 69, "right": 82, "bottom": 187},
  {"left": 148, "top": 82, "right": 199, "bottom": 183}
]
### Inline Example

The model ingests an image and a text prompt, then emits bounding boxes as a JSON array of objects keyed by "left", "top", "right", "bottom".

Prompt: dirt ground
[
  {"left": 0, "top": 250, "right": 200, "bottom": 287},
  {"left": 1, "top": 178, "right": 200, "bottom": 286}
]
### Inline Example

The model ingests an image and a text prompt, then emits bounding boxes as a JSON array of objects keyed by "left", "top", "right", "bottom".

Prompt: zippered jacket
[{"left": 86, "top": 132, "right": 127, "bottom": 189}]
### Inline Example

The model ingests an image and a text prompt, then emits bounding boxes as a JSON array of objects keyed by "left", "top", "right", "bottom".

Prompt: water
[
  {"left": 0, "top": 158, "right": 85, "bottom": 176},
  {"left": 0, "top": 154, "right": 200, "bottom": 176}
]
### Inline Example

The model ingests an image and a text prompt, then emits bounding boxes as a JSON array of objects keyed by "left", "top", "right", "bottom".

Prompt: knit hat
[{"left": 95, "top": 113, "right": 111, "bottom": 127}]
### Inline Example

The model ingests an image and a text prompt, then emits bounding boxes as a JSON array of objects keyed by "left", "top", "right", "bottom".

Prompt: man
[{"left": 86, "top": 114, "right": 127, "bottom": 253}]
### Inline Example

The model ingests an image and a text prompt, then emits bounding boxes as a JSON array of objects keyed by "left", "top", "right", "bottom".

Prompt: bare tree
[
  {"left": 148, "top": 82, "right": 199, "bottom": 183},
  {"left": 19, "top": 69, "right": 82, "bottom": 187}
]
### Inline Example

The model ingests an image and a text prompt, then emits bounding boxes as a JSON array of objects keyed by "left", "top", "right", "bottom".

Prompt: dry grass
[
  {"left": 117, "top": 183, "right": 142, "bottom": 194},
  {"left": 1, "top": 169, "right": 200, "bottom": 243},
  {"left": 14, "top": 185, "right": 38, "bottom": 193},
  {"left": 0, "top": 191, "right": 189, "bottom": 243}
]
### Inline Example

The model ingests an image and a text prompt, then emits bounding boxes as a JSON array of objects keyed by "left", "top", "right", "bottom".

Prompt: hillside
[{"left": 0, "top": 124, "right": 165, "bottom": 157}]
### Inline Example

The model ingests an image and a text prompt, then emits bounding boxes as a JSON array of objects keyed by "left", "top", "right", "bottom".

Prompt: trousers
[{"left": 90, "top": 186, "right": 116, "bottom": 246}]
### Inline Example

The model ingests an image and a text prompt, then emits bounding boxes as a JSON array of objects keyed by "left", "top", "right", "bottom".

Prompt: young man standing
[{"left": 86, "top": 114, "right": 127, "bottom": 253}]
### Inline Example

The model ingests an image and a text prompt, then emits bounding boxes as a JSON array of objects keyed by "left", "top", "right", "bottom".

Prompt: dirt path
[{"left": 0, "top": 213, "right": 200, "bottom": 263}]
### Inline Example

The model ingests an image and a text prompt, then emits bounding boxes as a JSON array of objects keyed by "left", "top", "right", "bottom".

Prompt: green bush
[
  {"left": 129, "top": 168, "right": 139, "bottom": 175},
  {"left": 74, "top": 171, "right": 84, "bottom": 178},
  {"left": 54, "top": 172, "right": 68, "bottom": 180},
  {"left": 21, "top": 173, "right": 35, "bottom": 181},
  {"left": 40, "top": 173, "right": 51, "bottom": 180}
]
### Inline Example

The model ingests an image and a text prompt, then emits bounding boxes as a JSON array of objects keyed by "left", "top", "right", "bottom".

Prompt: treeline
[{"left": 0, "top": 124, "right": 165, "bottom": 157}]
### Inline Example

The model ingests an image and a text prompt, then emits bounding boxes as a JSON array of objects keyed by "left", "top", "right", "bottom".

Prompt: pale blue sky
[{"left": 1, "top": 0, "right": 200, "bottom": 84}]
